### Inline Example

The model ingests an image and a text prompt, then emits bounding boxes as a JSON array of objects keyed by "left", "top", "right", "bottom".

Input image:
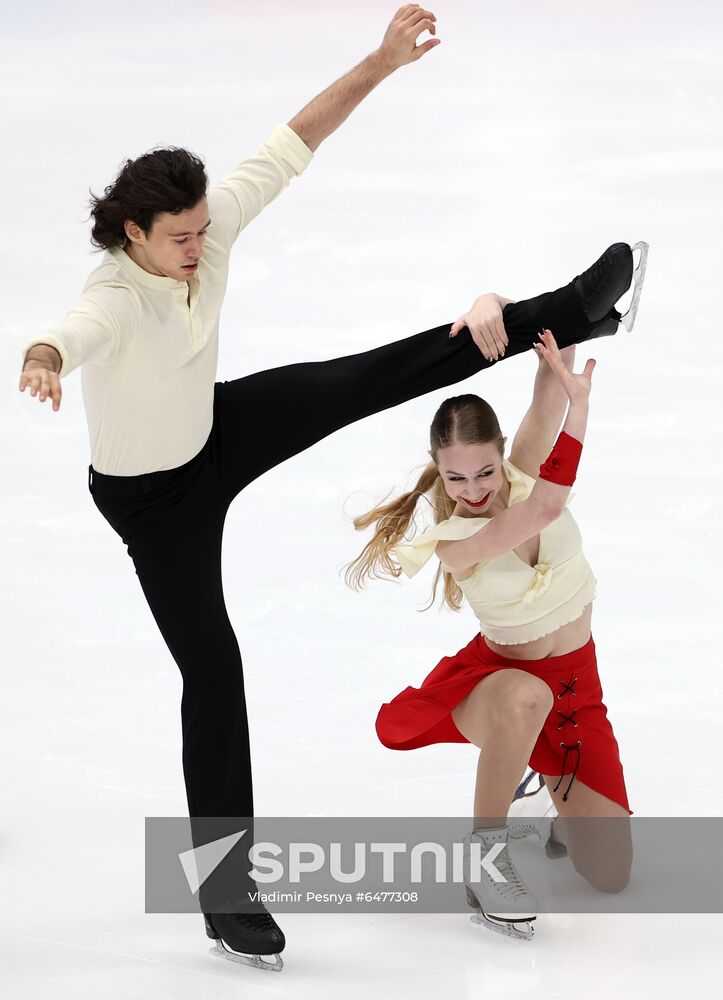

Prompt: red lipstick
[{"left": 461, "top": 492, "right": 491, "bottom": 509}]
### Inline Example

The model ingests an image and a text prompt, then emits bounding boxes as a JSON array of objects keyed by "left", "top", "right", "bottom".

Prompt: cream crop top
[{"left": 393, "top": 459, "right": 597, "bottom": 645}]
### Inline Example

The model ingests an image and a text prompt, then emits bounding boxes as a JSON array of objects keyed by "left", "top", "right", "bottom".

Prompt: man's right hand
[{"left": 19, "top": 346, "right": 63, "bottom": 411}]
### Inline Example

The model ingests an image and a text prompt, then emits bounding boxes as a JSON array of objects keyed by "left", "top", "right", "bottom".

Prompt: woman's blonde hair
[{"left": 344, "top": 394, "right": 505, "bottom": 611}]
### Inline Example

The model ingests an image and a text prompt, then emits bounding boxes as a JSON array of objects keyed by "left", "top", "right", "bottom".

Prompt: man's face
[{"left": 124, "top": 197, "right": 210, "bottom": 282}]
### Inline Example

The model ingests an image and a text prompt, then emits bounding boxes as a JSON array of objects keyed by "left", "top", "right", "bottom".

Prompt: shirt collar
[{"left": 108, "top": 245, "right": 189, "bottom": 290}]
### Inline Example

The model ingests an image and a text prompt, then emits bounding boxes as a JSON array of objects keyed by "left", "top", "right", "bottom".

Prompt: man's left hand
[{"left": 375, "top": 4, "right": 440, "bottom": 71}]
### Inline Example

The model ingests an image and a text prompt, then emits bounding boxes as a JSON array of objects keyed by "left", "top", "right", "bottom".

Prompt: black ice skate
[
  {"left": 204, "top": 907, "right": 285, "bottom": 972},
  {"left": 572, "top": 241, "right": 649, "bottom": 338},
  {"left": 500, "top": 240, "right": 649, "bottom": 352}
]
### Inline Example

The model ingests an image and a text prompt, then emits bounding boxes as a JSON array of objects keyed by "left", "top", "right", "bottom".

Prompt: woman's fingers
[
  {"left": 535, "top": 329, "right": 563, "bottom": 362},
  {"left": 449, "top": 316, "right": 466, "bottom": 338},
  {"left": 482, "top": 324, "right": 505, "bottom": 358},
  {"left": 536, "top": 331, "right": 596, "bottom": 400},
  {"left": 450, "top": 308, "right": 508, "bottom": 362},
  {"left": 488, "top": 319, "right": 506, "bottom": 356},
  {"left": 540, "top": 327, "right": 559, "bottom": 352},
  {"left": 470, "top": 325, "right": 500, "bottom": 361},
  {"left": 534, "top": 333, "right": 564, "bottom": 372},
  {"left": 494, "top": 313, "right": 509, "bottom": 350}
]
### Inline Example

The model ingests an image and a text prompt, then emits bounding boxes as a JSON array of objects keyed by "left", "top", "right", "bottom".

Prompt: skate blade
[
  {"left": 620, "top": 241, "right": 649, "bottom": 332},
  {"left": 470, "top": 909, "right": 536, "bottom": 942},
  {"left": 512, "top": 769, "right": 543, "bottom": 802},
  {"left": 209, "top": 940, "right": 284, "bottom": 972}
]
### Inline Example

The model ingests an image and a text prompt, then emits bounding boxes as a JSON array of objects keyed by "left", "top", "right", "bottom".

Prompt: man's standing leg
[{"left": 90, "top": 470, "right": 255, "bottom": 907}]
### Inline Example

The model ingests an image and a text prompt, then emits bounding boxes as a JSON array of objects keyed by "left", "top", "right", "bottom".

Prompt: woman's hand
[
  {"left": 449, "top": 292, "right": 513, "bottom": 361},
  {"left": 534, "top": 329, "right": 595, "bottom": 405},
  {"left": 536, "top": 341, "right": 576, "bottom": 371}
]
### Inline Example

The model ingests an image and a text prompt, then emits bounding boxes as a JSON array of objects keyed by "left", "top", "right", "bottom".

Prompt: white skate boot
[
  {"left": 508, "top": 770, "right": 568, "bottom": 860},
  {"left": 463, "top": 825, "right": 538, "bottom": 942}
]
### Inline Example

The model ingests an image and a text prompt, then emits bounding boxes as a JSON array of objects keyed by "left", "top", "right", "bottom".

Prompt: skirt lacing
[{"left": 552, "top": 673, "right": 581, "bottom": 801}]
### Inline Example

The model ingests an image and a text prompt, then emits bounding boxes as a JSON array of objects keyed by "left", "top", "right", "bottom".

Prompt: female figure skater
[{"left": 346, "top": 329, "right": 634, "bottom": 941}]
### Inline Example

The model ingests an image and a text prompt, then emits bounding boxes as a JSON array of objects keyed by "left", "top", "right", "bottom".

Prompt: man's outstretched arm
[{"left": 287, "top": 4, "right": 439, "bottom": 152}]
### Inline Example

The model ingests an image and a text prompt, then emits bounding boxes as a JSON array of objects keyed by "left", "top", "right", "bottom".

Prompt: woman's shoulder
[
  {"left": 502, "top": 458, "right": 536, "bottom": 504},
  {"left": 503, "top": 457, "right": 576, "bottom": 510},
  {"left": 418, "top": 515, "right": 492, "bottom": 541},
  {"left": 392, "top": 516, "right": 491, "bottom": 578}
]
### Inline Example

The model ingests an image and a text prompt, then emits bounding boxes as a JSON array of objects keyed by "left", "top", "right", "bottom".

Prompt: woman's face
[{"left": 435, "top": 441, "right": 505, "bottom": 513}]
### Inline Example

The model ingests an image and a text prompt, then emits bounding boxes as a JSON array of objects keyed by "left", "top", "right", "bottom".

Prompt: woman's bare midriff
[
  {"left": 451, "top": 500, "right": 593, "bottom": 660},
  {"left": 482, "top": 602, "right": 593, "bottom": 660}
]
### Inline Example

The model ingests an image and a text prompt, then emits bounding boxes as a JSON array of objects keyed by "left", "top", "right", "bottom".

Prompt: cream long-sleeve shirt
[{"left": 22, "top": 124, "right": 313, "bottom": 475}]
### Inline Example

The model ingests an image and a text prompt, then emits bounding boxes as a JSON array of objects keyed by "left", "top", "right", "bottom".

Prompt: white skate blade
[
  {"left": 620, "top": 241, "right": 649, "bottom": 332},
  {"left": 470, "top": 908, "right": 536, "bottom": 942},
  {"left": 209, "top": 939, "right": 284, "bottom": 972}
]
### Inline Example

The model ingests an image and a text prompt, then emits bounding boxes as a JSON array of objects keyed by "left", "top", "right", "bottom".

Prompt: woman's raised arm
[
  {"left": 508, "top": 336, "right": 576, "bottom": 479},
  {"left": 437, "top": 331, "right": 595, "bottom": 575}
]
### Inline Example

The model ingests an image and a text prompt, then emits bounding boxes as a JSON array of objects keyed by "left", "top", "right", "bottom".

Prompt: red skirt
[{"left": 376, "top": 633, "right": 632, "bottom": 815}]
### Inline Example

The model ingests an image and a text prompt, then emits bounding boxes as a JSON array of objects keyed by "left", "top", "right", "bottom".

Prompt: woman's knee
[
  {"left": 490, "top": 669, "right": 554, "bottom": 725},
  {"left": 567, "top": 822, "right": 633, "bottom": 893},
  {"left": 572, "top": 853, "right": 632, "bottom": 893},
  {"left": 453, "top": 669, "right": 553, "bottom": 742}
]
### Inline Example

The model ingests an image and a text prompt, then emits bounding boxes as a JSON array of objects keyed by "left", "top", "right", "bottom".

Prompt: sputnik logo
[{"left": 178, "top": 829, "right": 247, "bottom": 894}]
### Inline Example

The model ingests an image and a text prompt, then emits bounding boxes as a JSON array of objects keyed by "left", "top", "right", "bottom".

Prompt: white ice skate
[
  {"left": 620, "top": 241, "right": 649, "bottom": 332},
  {"left": 464, "top": 826, "right": 538, "bottom": 942},
  {"left": 508, "top": 769, "right": 568, "bottom": 860}
]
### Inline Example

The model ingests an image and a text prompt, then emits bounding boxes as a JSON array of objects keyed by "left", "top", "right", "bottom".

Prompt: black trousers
[{"left": 88, "top": 280, "right": 590, "bottom": 841}]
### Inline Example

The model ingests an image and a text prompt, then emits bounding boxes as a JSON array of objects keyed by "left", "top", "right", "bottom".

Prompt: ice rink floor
[{"left": 3, "top": 1, "right": 722, "bottom": 997}]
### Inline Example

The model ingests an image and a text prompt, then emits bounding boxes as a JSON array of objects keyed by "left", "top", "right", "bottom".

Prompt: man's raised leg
[{"left": 214, "top": 243, "right": 637, "bottom": 499}]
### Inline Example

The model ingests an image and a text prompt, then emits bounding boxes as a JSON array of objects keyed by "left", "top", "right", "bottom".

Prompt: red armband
[{"left": 538, "top": 431, "right": 583, "bottom": 486}]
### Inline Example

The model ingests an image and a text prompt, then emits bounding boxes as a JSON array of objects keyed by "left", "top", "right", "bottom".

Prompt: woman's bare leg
[
  {"left": 542, "top": 776, "right": 632, "bottom": 892},
  {"left": 451, "top": 667, "right": 632, "bottom": 892},
  {"left": 452, "top": 669, "right": 553, "bottom": 828}
]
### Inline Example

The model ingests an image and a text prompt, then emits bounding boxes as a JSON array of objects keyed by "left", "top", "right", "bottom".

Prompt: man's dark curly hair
[{"left": 87, "top": 147, "right": 208, "bottom": 251}]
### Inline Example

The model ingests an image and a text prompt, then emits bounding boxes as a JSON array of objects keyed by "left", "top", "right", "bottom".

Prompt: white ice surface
[{"left": 2, "top": 0, "right": 723, "bottom": 997}]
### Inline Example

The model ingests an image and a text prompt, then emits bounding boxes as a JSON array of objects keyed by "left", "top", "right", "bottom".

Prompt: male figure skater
[{"left": 18, "top": 3, "right": 643, "bottom": 972}]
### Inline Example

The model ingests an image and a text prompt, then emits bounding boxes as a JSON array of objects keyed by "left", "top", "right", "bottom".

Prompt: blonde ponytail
[{"left": 344, "top": 460, "right": 464, "bottom": 612}]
